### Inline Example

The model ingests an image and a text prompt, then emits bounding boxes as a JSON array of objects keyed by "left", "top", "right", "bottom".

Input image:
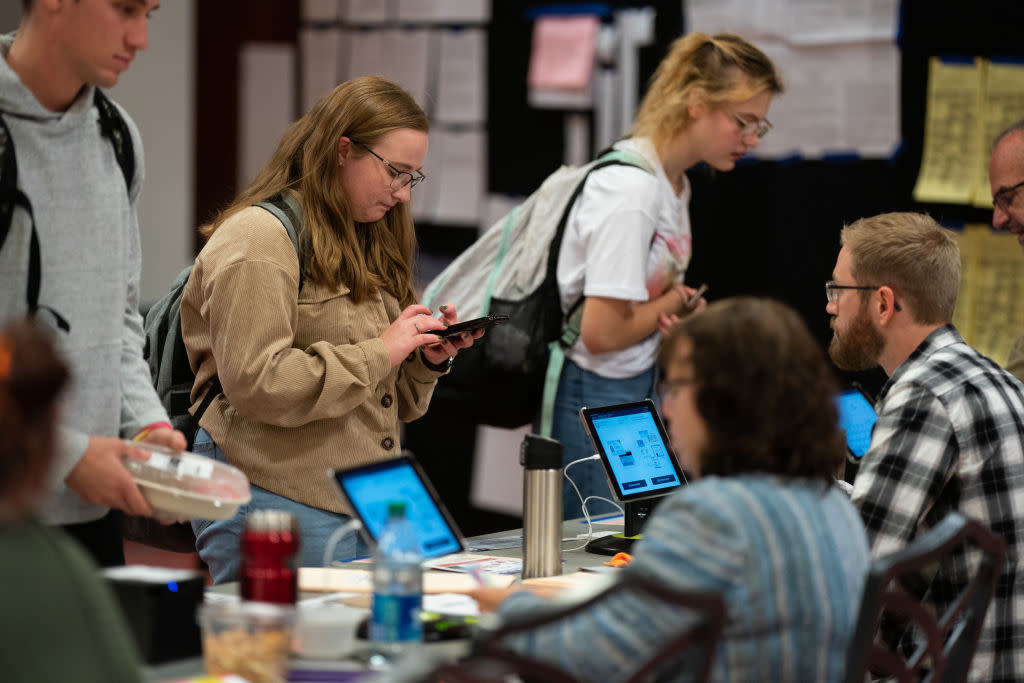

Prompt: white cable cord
[
  {"left": 563, "top": 454, "right": 625, "bottom": 552},
  {"left": 322, "top": 518, "right": 364, "bottom": 568}
]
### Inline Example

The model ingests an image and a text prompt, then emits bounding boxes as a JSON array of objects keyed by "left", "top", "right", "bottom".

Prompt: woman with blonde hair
[
  {"left": 181, "top": 77, "right": 479, "bottom": 582},
  {"left": 553, "top": 32, "right": 784, "bottom": 519}
]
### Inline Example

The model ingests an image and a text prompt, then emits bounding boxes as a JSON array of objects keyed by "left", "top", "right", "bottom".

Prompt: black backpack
[
  {"left": 0, "top": 89, "right": 134, "bottom": 332},
  {"left": 142, "top": 192, "right": 305, "bottom": 449}
]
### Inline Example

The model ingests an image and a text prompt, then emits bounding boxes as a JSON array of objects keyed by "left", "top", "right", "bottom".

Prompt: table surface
[{"left": 143, "top": 516, "right": 626, "bottom": 682}]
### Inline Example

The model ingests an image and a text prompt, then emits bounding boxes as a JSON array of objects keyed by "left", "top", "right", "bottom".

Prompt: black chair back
[{"left": 843, "top": 512, "right": 1006, "bottom": 683}]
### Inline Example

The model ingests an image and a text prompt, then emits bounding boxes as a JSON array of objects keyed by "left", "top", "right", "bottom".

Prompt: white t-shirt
[{"left": 556, "top": 137, "right": 692, "bottom": 378}]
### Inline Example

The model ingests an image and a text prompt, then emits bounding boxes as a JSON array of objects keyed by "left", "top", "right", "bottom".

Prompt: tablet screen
[
  {"left": 579, "top": 399, "right": 686, "bottom": 503},
  {"left": 836, "top": 387, "right": 877, "bottom": 459},
  {"left": 332, "top": 455, "right": 464, "bottom": 559}
]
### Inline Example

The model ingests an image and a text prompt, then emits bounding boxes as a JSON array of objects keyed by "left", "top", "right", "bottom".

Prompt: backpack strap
[
  {"left": 0, "top": 114, "right": 70, "bottom": 332},
  {"left": 258, "top": 191, "right": 306, "bottom": 293},
  {"left": 0, "top": 91, "right": 134, "bottom": 334},
  {"left": 93, "top": 89, "right": 135, "bottom": 191},
  {"left": 538, "top": 148, "right": 654, "bottom": 437}
]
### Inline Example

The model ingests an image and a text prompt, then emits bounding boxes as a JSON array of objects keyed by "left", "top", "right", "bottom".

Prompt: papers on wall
[
  {"left": 953, "top": 225, "right": 1024, "bottom": 365},
  {"left": 417, "top": 127, "right": 486, "bottom": 225},
  {"left": 301, "top": 0, "right": 339, "bottom": 22},
  {"left": 434, "top": 28, "right": 487, "bottom": 125},
  {"left": 339, "top": 27, "right": 434, "bottom": 115},
  {"left": 912, "top": 58, "right": 984, "bottom": 206},
  {"left": 299, "top": 27, "right": 344, "bottom": 114},
  {"left": 912, "top": 58, "right": 1024, "bottom": 208},
  {"left": 528, "top": 15, "right": 600, "bottom": 92},
  {"left": 238, "top": 43, "right": 296, "bottom": 191},
  {"left": 686, "top": 0, "right": 897, "bottom": 46},
  {"left": 751, "top": 39, "right": 899, "bottom": 159},
  {"left": 339, "top": 0, "right": 394, "bottom": 25},
  {"left": 685, "top": 0, "right": 900, "bottom": 160},
  {"left": 396, "top": 0, "right": 491, "bottom": 24},
  {"left": 977, "top": 60, "right": 1024, "bottom": 208}
]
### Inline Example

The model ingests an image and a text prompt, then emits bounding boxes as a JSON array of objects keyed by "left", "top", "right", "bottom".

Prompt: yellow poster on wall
[
  {"left": 913, "top": 57, "right": 1024, "bottom": 208},
  {"left": 953, "top": 224, "right": 1024, "bottom": 364}
]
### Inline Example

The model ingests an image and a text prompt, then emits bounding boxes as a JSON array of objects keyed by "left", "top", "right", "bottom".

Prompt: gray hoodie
[{"left": 0, "top": 33, "right": 169, "bottom": 524}]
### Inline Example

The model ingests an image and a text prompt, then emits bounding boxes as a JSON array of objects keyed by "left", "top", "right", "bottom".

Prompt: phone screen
[{"left": 835, "top": 387, "right": 877, "bottom": 459}]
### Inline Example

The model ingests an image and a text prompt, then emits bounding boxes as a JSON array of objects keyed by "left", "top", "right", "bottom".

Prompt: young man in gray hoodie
[{"left": 0, "top": 0, "right": 185, "bottom": 565}]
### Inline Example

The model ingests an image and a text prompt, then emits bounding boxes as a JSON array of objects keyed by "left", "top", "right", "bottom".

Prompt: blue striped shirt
[{"left": 497, "top": 475, "right": 870, "bottom": 682}]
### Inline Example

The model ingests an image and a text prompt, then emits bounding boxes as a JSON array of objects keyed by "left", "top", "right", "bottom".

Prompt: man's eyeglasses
[
  {"left": 993, "top": 179, "right": 1024, "bottom": 212},
  {"left": 823, "top": 282, "right": 880, "bottom": 305},
  {"left": 827, "top": 280, "right": 901, "bottom": 313},
  {"left": 657, "top": 377, "right": 693, "bottom": 402},
  {"left": 351, "top": 140, "right": 426, "bottom": 191},
  {"left": 730, "top": 112, "right": 772, "bottom": 139}
]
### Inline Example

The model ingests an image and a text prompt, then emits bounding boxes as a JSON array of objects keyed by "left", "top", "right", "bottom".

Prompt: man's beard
[{"left": 829, "top": 307, "right": 884, "bottom": 371}]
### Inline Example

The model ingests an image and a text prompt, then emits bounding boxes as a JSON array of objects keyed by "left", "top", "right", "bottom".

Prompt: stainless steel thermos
[{"left": 520, "top": 433, "right": 563, "bottom": 578}]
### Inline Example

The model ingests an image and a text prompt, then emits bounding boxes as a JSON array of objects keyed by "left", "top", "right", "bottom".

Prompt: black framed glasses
[
  {"left": 993, "top": 179, "right": 1024, "bottom": 212},
  {"left": 351, "top": 140, "right": 426, "bottom": 191},
  {"left": 825, "top": 281, "right": 882, "bottom": 304},
  {"left": 730, "top": 112, "right": 772, "bottom": 139}
]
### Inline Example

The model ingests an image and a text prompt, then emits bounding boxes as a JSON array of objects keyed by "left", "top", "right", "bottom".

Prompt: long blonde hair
[
  {"left": 202, "top": 76, "right": 429, "bottom": 305},
  {"left": 632, "top": 32, "right": 783, "bottom": 155}
]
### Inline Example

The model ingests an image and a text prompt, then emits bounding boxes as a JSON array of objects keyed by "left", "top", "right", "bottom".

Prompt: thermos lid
[
  {"left": 520, "top": 433, "right": 564, "bottom": 470},
  {"left": 245, "top": 509, "right": 298, "bottom": 533}
]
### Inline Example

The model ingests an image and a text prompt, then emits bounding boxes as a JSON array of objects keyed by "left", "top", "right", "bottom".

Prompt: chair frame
[
  {"left": 471, "top": 573, "right": 727, "bottom": 683},
  {"left": 843, "top": 512, "right": 1007, "bottom": 683}
]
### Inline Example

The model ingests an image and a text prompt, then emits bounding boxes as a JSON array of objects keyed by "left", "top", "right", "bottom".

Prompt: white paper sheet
[
  {"left": 343, "top": 27, "right": 393, "bottom": 80},
  {"left": 238, "top": 43, "right": 296, "bottom": 191},
  {"left": 434, "top": 28, "right": 487, "bottom": 125},
  {"left": 388, "top": 27, "right": 434, "bottom": 115},
  {"left": 750, "top": 39, "right": 899, "bottom": 159},
  {"left": 301, "top": 0, "right": 339, "bottom": 22},
  {"left": 396, "top": 0, "right": 490, "bottom": 24},
  {"left": 424, "top": 127, "right": 486, "bottom": 225},
  {"left": 300, "top": 27, "right": 343, "bottom": 114},
  {"left": 339, "top": 0, "right": 393, "bottom": 24},
  {"left": 687, "top": 0, "right": 897, "bottom": 45}
]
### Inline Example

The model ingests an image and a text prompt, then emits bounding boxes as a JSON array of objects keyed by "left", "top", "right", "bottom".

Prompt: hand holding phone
[
  {"left": 428, "top": 314, "right": 510, "bottom": 339},
  {"left": 684, "top": 283, "right": 709, "bottom": 310}
]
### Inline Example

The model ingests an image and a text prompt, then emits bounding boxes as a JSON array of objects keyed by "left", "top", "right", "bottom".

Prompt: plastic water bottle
[{"left": 370, "top": 501, "right": 422, "bottom": 664}]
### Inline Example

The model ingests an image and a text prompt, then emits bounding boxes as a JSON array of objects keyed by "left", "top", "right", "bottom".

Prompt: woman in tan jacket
[{"left": 181, "top": 77, "right": 477, "bottom": 583}]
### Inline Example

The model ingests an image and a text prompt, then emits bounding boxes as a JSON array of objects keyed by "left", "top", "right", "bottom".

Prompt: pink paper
[{"left": 527, "top": 15, "right": 600, "bottom": 91}]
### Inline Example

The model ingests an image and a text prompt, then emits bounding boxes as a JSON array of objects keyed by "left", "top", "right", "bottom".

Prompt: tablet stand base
[{"left": 585, "top": 533, "right": 640, "bottom": 556}]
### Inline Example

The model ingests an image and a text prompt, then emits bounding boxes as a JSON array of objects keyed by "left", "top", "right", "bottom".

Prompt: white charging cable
[
  {"left": 322, "top": 518, "right": 364, "bottom": 568},
  {"left": 563, "top": 454, "right": 624, "bottom": 552}
]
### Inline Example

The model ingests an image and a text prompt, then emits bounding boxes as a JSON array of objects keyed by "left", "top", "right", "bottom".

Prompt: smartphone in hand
[
  {"left": 428, "top": 314, "right": 510, "bottom": 339},
  {"left": 685, "top": 283, "right": 709, "bottom": 309}
]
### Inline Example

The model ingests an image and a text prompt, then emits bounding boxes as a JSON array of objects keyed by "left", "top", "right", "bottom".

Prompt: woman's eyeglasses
[
  {"left": 729, "top": 112, "right": 772, "bottom": 139},
  {"left": 350, "top": 140, "right": 426, "bottom": 191}
]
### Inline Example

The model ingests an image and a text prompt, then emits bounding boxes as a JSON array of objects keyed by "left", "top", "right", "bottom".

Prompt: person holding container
[
  {"left": 180, "top": 76, "right": 479, "bottom": 583},
  {"left": 552, "top": 32, "right": 784, "bottom": 519}
]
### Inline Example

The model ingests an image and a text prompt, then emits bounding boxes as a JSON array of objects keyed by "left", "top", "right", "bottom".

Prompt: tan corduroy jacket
[{"left": 180, "top": 204, "right": 445, "bottom": 513}]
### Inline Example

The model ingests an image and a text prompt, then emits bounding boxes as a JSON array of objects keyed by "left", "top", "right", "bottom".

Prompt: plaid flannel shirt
[{"left": 851, "top": 325, "right": 1024, "bottom": 683}]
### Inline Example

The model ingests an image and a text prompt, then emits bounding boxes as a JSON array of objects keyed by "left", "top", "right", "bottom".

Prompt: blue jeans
[
  {"left": 551, "top": 359, "right": 658, "bottom": 520},
  {"left": 191, "top": 428, "right": 369, "bottom": 585}
]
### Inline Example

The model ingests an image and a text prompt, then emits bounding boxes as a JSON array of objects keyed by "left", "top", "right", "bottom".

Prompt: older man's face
[{"left": 990, "top": 132, "right": 1024, "bottom": 248}]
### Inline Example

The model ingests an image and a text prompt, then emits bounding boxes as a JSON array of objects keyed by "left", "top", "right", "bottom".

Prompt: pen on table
[{"left": 468, "top": 563, "right": 494, "bottom": 588}]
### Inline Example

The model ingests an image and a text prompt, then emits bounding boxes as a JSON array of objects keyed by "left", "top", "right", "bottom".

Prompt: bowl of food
[{"left": 121, "top": 441, "right": 250, "bottom": 521}]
